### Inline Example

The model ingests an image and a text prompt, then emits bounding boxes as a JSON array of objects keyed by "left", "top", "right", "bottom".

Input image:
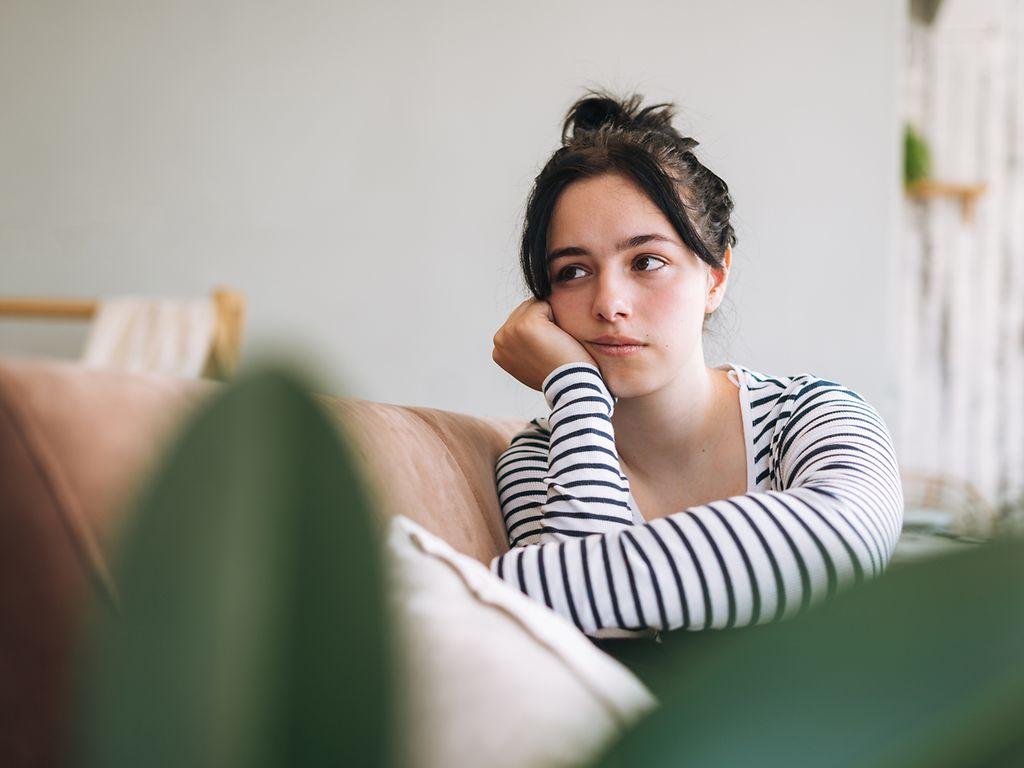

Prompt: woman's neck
[{"left": 613, "top": 359, "right": 729, "bottom": 483}]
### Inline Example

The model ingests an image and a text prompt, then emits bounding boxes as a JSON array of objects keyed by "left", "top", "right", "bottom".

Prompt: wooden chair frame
[{"left": 0, "top": 287, "right": 246, "bottom": 380}]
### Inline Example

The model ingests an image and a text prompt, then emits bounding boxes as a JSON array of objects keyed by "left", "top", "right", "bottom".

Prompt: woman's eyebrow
[{"left": 546, "top": 233, "right": 680, "bottom": 262}]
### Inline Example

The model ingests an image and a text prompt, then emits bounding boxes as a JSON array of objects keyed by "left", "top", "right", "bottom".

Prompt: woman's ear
[{"left": 705, "top": 247, "right": 731, "bottom": 313}]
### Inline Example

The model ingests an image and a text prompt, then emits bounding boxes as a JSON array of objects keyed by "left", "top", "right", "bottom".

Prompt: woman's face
[{"left": 545, "top": 171, "right": 724, "bottom": 398}]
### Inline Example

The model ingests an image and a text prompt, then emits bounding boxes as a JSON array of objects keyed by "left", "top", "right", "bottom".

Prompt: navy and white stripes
[
  {"left": 498, "top": 362, "right": 634, "bottom": 548},
  {"left": 489, "top": 361, "right": 904, "bottom": 636}
]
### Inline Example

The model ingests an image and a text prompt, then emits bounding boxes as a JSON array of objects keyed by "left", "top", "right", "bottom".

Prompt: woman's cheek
[
  {"left": 648, "top": 283, "right": 695, "bottom": 324},
  {"left": 548, "top": 291, "right": 584, "bottom": 330}
]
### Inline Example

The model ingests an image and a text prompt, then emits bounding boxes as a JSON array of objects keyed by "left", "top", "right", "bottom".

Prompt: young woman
[{"left": 488, "top": 89, "right": 904, "bottom": 647}]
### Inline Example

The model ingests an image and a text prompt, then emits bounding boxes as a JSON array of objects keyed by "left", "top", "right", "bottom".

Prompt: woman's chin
[{"left": 598, "top": 368, "right": 652, "bottom": 400}]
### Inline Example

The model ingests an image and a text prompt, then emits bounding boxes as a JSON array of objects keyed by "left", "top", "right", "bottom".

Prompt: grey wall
[{"left": 0, "top": 0, "right": 905, "bottom": 430}]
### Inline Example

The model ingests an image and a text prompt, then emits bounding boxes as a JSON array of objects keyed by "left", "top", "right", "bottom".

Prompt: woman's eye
[
  {"left": 556, "top": 265, "right": 586, "bottom": 282},
  {"left": 634, "top": 255, "right": 667, "bottom": 272},
  {"left": 554, "top": 256, "right": 666, "bottom": 283}
]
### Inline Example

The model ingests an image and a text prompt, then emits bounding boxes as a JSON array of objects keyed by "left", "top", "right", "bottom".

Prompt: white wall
[{"left": 0, "top": 0, "right": 905, "bottom": 429}]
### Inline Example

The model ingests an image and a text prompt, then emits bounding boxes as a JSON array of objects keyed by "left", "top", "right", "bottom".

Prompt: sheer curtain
[{"left": 900, "top": 0, "right": 1024, "bottom": 531}]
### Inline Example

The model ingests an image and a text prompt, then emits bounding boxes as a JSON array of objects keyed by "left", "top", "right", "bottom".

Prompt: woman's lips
[{"left": 590, "top": 342, "right": 645, "bottom": 357}]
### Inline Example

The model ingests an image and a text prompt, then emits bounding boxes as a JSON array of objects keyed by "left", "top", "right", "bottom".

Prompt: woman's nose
[{"left": 592, "top": 273, "right": 632, "bottom": 322}]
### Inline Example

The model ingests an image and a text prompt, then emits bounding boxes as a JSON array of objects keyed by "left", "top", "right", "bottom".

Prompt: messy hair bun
[
  {"left": 520, "top": 87, "right": 737, "bottom": 323},
  {"left": 561, "top": 91, "right": 693, "bottom": 151}
]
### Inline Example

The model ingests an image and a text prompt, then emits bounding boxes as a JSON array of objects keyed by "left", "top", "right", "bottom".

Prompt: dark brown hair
[{"left": 519, "top": 88, "right": 737, "bottom": 320}]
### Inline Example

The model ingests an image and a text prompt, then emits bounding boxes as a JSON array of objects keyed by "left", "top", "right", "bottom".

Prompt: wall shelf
[{"left": 905, "top": 179, "right": 988, "bottom": 224}]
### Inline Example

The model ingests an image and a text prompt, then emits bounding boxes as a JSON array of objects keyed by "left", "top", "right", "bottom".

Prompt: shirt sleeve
[
  {"left": 489, "top": 363, "right": 905, "bottom": 636},
  {"left": 494, "top": 362, "right": 636, "bottom": 549}
]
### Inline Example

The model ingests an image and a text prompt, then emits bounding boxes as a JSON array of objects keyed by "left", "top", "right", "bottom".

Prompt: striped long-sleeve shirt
[{"left": 488, "top": 361, "right": 904, "bottom": 638}]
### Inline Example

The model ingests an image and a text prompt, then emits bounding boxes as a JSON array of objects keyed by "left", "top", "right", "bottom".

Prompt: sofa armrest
[{"left": 0, "top": 355, "right": 213, "bottom": 766}]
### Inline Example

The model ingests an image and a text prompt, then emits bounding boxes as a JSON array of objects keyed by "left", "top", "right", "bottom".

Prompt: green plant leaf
[
  {"left": 905, "top": 123, "right": 932, "bottom": 185},
  {"left": 591, "top": 534, "right": 1024, "bottom": 768},
  {"left": 71, "top": 363, "right": 396, "bottom": 768}
]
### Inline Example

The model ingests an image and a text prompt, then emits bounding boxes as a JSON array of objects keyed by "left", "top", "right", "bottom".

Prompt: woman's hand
[{"left": 492, "top": 298, "right": 599, "bottom": 392}]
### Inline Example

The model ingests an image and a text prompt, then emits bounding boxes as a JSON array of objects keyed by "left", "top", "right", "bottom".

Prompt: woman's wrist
[{"left": 543, "top": 361, "right": 615, "bottom": 416}]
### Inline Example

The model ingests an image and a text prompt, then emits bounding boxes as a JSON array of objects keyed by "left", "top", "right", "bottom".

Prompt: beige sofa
[
  {"left": 6, "top": 353, "right": 994, "bottom": 767},
  {"left": 0, "top": 354, "right": 544, "bottom": 767}
]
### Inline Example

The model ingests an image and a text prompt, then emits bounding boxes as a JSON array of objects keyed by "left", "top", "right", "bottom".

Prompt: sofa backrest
[
  {"left": 321, "top": 394, "right": 526, "bottom": 563},
  {"left": 0, "top": 354, "right": 526, "bottom": 767}
]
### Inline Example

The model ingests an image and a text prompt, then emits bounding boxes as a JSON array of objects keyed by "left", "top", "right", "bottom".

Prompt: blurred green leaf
[
  {"left": 72, "top": 364, "right": 395, "bottom": 768},
  {"left": 592, "top": 535, "right": 1024, "bottom": 768},
  {"left": 905, "top": 123, "right": 932, "bottom": 185}
]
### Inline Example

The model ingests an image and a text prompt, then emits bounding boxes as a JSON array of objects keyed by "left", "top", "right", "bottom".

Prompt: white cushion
[{"left": 385, "top": 515, "right": 658, "bottom": 768}]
